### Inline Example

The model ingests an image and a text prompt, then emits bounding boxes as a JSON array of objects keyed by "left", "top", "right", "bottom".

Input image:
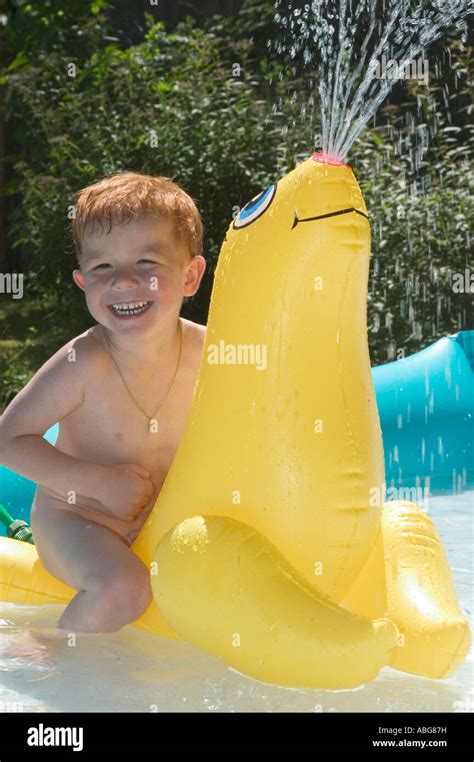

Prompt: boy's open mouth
[{"left": 107, "top": 300, "right": 154, "bottom": 319}]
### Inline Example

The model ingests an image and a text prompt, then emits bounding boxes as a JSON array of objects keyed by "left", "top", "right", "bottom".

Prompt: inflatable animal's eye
[{"left": 233, "top": 183, "right": 277, "bottom": 229}]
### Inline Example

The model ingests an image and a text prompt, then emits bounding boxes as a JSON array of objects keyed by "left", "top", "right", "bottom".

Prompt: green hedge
[{"left": 1, "top": 0, "right": 472, "bottom": 407}]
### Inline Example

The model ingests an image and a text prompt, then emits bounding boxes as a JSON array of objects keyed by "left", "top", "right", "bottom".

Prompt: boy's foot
[{"left": 0, "top": 628, "right": 60, "bottom": 662}]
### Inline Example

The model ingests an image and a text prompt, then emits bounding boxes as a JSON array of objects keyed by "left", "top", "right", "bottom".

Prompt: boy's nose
[{"left": 111, "top": 268, "right": 140, "bottom": 286}]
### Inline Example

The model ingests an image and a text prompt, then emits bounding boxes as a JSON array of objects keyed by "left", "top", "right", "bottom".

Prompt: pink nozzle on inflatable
[{"left": 312, "top": 152, "right": 350, "bottom": 168}]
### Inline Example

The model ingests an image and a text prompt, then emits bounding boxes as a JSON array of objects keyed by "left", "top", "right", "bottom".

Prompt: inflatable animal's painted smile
[{"left": 292, "top": 204, "right": 369, "bottom": 226}]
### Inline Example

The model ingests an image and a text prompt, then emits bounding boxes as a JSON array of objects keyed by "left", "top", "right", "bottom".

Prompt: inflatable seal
[{"left": 0, "top": 153, "right": 470, "bottom": 689}]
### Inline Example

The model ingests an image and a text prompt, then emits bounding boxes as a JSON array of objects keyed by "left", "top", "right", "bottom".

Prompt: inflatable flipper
[
  {"left": 151, "top": 515, "right": 397, "bottom": 690},
  {"left": 383, "top": 501, "right": 471, "bottom": 678},
  {"left": 342, "top": 500, "right": 471, "bottom": 678}
]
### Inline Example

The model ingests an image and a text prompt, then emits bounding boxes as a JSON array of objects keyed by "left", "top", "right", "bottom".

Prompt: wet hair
[{"left": 71, "top": 171, "right": 203, "bottom": 262}]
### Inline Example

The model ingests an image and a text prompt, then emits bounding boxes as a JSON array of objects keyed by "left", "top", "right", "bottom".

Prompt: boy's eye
[{"left": 92, "top": 260, "right": 157, "bottom": 269}]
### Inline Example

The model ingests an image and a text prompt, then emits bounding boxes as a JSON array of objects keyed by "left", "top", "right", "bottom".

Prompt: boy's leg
[{"left": 30, "top": 504, "right": 153, "bottom": 634}]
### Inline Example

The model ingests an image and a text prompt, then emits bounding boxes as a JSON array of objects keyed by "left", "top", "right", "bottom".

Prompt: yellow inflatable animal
[{"left": 0, "top": 153, "right": 470, "bottom": 689}]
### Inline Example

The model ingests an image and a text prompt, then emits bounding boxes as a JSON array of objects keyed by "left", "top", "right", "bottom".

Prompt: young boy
[{"left": 0, "top": 172, "right": 207, "bottom": 634}]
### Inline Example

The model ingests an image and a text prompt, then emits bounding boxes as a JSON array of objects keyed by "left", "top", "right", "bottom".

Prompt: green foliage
[
  {"left": 4, "top": 11, "right": 295, "bottom": 296},
  {"left": 358, "top": 131, "right": 473, "bottom": 364},
  {"left": 0, "top": 289, "right": 91, "bottom": 408},
  {"left": 352, "top": 37, "right": 473, "bottom": 363},
  {"left": 0, "top": 0, "right": 472, "bottom": 403},
  {"left": 0, "top": 1, "right": 299, "bottom": 405}
]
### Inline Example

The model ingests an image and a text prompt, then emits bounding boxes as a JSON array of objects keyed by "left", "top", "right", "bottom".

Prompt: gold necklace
[{"left": 102, "top": 319, "right": 183, "bottom": 431}]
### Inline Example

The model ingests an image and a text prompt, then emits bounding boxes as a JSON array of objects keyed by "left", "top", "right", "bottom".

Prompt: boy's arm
[{"left": 0, "top": 336, "right": 106, "bottom": 500}]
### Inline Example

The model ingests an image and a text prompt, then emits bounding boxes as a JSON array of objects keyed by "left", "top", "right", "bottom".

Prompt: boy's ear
[
  {"left": 183, "top": 255, "right": 206, "bottom": 298},
  {"left": 72, "top": 268, "right": 85, "bottom": 292}
]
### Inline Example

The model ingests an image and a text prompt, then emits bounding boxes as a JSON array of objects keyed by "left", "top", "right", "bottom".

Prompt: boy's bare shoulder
[
  {"left": 55, "top": 325, "right": 108, "bottom": 377},
  {"left": 181, "top": 317, "right": 207, "bottom": 351},
  {"left": 55, "top": 320, "right": 205, "bottom": 374},
  {"left": 0, "top": 327, "right": 105, "bottom": 439}
]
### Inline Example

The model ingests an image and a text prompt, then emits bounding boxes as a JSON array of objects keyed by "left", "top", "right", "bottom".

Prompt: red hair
[{"left": 72, "top": 172, "right": 203, "bottom": 261}]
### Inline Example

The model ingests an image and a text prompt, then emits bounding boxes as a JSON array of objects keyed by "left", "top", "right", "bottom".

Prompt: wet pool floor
[{"left": 0, "top": 490, "right": 472, "bottom": 713}]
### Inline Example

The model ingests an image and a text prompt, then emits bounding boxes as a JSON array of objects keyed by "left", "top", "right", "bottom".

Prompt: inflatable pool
[
  {"left": 0, "top": 153, "right": 471, "bottom": 690},
  {"left": 374, "top": 329, "right": 473, "bottom": 492}
]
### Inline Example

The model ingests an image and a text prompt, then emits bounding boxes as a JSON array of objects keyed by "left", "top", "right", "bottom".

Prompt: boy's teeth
[
  {"left": 113, "top": 301, "right": 147, "bottom": 308},
  {"left": 111, "top": 300, "right": 150, "bottom": 314}
]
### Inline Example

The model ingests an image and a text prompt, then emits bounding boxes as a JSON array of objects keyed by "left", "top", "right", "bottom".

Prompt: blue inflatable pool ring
[
  {"left": 373, "top": 330, "right": 473, "bottom": 492},
  {"left": 0, "top": 331, "right": 472, "bottom": 537}
]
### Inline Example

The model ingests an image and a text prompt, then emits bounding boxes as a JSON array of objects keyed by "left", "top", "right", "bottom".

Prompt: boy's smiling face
[{"left": 72, "top": 215, "right": 205, "bottom": 338}]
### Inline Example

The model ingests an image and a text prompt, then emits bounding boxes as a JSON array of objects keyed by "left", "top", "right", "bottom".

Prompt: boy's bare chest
[{"left": 58, "top": 354, "right": 199, "bottom": 488}]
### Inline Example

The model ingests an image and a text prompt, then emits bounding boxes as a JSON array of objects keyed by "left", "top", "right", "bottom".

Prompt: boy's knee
[
  {"left": 113, "top": 585, "right": 152, "bottom": 622},
  {"left": 86, "top": 553, "right": 150, "bottom": 592},
  {"left": 95, "top": 564, "right": 153, "bottom": 620}
]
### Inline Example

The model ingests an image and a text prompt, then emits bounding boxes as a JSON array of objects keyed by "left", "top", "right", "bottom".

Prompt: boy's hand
[{"left": 96, "top": 464, "right": 155, "bottom": 522}]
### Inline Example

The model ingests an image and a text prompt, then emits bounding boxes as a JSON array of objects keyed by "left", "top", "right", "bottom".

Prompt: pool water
[{"left": 0, "top": 490, "right": 472, "bottom": 713}]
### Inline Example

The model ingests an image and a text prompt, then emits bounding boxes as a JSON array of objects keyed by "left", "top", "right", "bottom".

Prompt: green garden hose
[{"left": 0, "top": 502, "right": 35, "bottom": 544}]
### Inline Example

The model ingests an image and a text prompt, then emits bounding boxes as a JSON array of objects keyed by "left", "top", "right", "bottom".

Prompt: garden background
[{"left": 0, "top": 0, "right": 472, "bottom": 410}]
